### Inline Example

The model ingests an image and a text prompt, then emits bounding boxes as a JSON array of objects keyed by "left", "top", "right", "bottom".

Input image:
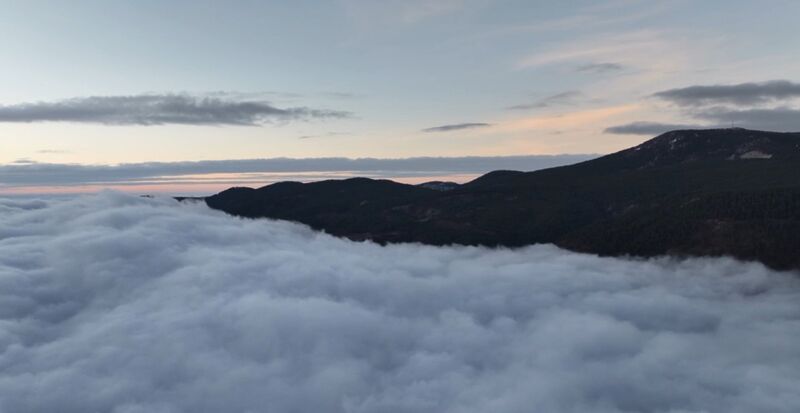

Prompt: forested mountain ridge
[{"left": 205, "top": 129, "right": 800, "bottom": 270}]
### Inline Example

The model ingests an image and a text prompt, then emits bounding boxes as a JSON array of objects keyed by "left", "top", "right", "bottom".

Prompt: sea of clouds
[{"left": 1, "top": 193, "right": 799, "bottom": 413}]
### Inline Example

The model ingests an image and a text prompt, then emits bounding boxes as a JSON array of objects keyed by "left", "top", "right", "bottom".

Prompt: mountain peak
[{"left": 600, "top": 128, "right": 800, "bottom": 170}]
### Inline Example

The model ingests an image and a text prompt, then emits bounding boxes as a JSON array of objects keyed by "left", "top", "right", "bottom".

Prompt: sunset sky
[{"left": 3, "top": 0, "right": 800, "bottom": 194}]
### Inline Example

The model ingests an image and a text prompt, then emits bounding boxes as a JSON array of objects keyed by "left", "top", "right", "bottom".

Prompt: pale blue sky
[{"left": 2, "top": 0, "right": 800, "bottom": 193}]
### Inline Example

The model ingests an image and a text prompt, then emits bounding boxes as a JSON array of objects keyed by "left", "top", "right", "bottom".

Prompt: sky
[
  {"left": 3, "top": 0, "right": 800, "bottom": 194},
  {"left": 1, "top": 193, "right": 799, "bottom": 412}
]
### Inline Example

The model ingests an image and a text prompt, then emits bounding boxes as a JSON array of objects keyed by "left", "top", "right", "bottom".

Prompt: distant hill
[
  {"left": 416, "top": 181, "right": 460, "bottom": 191},
  {"left": 205, "top": 129, "right": 800, "bottom": 270}
]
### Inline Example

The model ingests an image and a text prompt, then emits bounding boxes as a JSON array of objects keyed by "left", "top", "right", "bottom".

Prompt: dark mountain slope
[
  {"left": 205, "top": 129, "right": 800, "bottom": 270},
  {"left": 207, "top": 178, "right": 440, "bottom": 239}
]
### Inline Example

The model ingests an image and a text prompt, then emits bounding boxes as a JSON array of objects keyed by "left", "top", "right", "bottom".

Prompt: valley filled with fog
[{"left": 1, "top": 193, "right": 799, "bottom": 413}]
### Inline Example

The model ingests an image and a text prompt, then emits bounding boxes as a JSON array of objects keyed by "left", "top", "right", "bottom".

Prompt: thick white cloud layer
[{"left": 1, "top": 193, "right": 799, "bottom": 413}]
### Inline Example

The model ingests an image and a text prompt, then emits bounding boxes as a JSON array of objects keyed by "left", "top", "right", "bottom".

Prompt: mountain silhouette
[{"left": 205, "top": 129, "right": 800, "bottom": 270}]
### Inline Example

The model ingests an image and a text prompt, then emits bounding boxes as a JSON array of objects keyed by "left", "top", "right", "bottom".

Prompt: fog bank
[{"left": 1, "top": 193, "right": 799, "bottom": 412}]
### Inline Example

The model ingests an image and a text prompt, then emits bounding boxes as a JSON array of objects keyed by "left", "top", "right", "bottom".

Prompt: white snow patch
[{"left": 740, "top": 150, "right": 773, "bottom": 159}]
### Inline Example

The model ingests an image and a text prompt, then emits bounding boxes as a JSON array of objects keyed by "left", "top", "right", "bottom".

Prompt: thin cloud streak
[
  {"left": 516, "top": 30, "right": 672, "bottom": 69},
  {"left": 507, "top": 91, "right": 582, "bottom": 111},
  {"left": 343, "top": 0, "right": 472, "bottom": 26},
  {"left": 297, "top": 132, "right": 353, "bottom": 140},
  {"left": 35, "top": 149, "right": 71, "bottom": 154},
  {"left": 498, "top": 104, "right": 638, "bottom": 133},
  {"left": 421, "top": 122, "right": 492, "bottom": 132},
  {"left": 0, "top": 94, "right": 350, "bottom": 126},
  {"left": 576, "top": 62, "right": 624, "bottom": 73}
]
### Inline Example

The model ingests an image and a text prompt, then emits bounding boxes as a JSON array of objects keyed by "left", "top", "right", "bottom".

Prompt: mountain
[{"left": 205, "top": 129, "right": 800, "bottom": 270}]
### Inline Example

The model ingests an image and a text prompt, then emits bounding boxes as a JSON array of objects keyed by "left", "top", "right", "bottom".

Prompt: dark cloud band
[
  {"left": 694, "top": 107, "right": 800, "bottom": 131},
  {"left": 0, "top": 94, "right": 350, "bottom": 126},
  {"left": 653, "top": 80, "right": 800, "bottom": 106},
  {"left": 604, "top": 121, "right": 708, "bottom": 135},
  {"left": 0, "top": 155, "right": 597, "bottom": 188},
  {"left": 605, "top": 108, "right": 800, "bottom": 135}
]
